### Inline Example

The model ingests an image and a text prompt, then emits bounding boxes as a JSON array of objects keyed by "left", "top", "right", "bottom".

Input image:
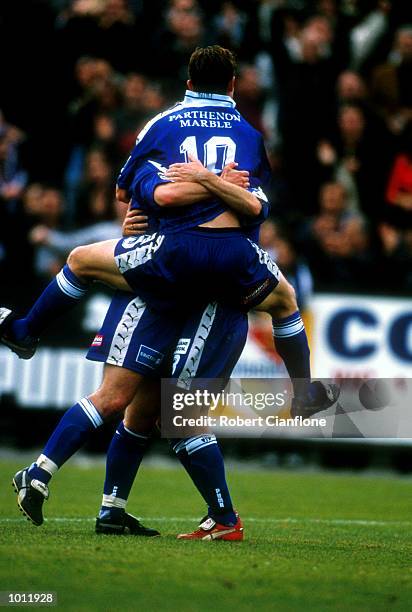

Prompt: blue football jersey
[{"left": 117, "top": 91, "right": 271, "bottom": 232}]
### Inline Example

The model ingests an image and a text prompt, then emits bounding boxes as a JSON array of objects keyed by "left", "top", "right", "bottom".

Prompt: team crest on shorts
[{"left": 91, "top": 334, "right": 104, "bottom": 347}]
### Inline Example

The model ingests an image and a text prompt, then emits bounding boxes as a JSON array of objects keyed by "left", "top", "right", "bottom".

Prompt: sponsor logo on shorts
[
  {"left": 136, "top": 345, "right": 164, "bottom": 369},
  {"left": 91, "top": 334, "right": 104, "bottom": 347},
  {"left": 174, "top": 338, "right": 191, "bottom": 355}
]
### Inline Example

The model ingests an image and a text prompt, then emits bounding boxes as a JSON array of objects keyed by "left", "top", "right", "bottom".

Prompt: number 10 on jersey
[{"left": 180, "top": 136, "right": 237, "bottom": 173}]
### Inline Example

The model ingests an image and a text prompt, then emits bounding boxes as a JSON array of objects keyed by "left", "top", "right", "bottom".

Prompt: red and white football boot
[{"left": 177, "top": 513, "right": 244, "bottom": 541}]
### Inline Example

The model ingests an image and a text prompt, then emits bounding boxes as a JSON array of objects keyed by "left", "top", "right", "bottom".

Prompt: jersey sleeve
[
  {"left": 243, "top": 179, "right": 270, "bottom": 227},
  {"left": 132, "top": 161, "right": 172, "bottom": 212}
]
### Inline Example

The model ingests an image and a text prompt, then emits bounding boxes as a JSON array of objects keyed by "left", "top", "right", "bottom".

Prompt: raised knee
[{"left": 67, "top": 246, "right": 88, "bottom": 277}]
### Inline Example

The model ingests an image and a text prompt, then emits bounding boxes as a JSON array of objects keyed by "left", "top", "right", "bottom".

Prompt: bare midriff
[{"left": 199, "top": 210, "right": 240, "bottom": 229}]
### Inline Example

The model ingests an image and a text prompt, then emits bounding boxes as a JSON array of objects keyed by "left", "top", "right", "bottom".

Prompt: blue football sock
[
  {"left": 272, "top": 310, "right": 311, "bottom": 400},
  {"left": 99, "top": 422, "right": 149, "bottom": 518},
  {"left": 11, "top": 265, "right": 89, "bottom": 340},
  {"left": 27, "top": 398, "right": 103, "bottom": 485},
  {"left": 172, "top": 435, "right": 236, "bottom": 526}
]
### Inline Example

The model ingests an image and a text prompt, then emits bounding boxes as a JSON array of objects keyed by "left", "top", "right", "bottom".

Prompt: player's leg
[
  {"left": 254, "top": 273, "right": 311, "bottom": 398},
  {"left": 67, "top": 241, "right": 131, "bottom": 288},
  {"left": 255, "top": 272, "right": 339, "bottom": 415},
  {"left": 95, "top": 378, "right": 161, "bottom": 537},
  {"left": 86, "top": 291, "right": 182, "bottom": 534},
  {"left": 0, "top": 239, "right": 131, "bottom": 359},
  {"left": 13, "top": 363, "right": 143, "bottom": 526},
  {"left": 168, "top": 302, "right": 248, "bottom": 541},
  {"left": 221, "top": 236, "right": 339, "bottom": 416}
]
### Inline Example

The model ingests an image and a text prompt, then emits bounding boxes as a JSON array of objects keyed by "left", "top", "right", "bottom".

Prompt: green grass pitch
[{"left": 0, "top": 459, "right": 412, "bottom": 611}]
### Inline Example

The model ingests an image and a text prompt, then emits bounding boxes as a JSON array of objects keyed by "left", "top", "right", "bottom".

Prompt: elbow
[
  {"left": 249, "top": 199, "right": 262, "bottom": 217},
  {"left": 154, "top": 185, "right": 176, "bottom": 207}
]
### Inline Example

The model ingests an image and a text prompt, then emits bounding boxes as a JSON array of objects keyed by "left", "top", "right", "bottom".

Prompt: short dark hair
[{"left": 188, "top": 46, "right": 237, "bottom": 94}]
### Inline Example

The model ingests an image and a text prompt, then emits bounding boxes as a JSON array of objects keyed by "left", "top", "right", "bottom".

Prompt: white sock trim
[
  {"left": 102, "top": 494, "right": 127, "bottom": 509},
  {"left": 123, "top": 425, "right": 149, "bottom": 440},
  {"left": 79, "top": 398, "right": 103, "bottom": 428},
  {"left": 36, "top": 454, "right": 58, "bottom": 476},
  {"left": 272, "top": 317, "right": 304, "bottom": 338},
  {"left": 173, "top": 434, "right": 217, "bottom": 456},
  {"left": 56, "top": 269, "right": 87, "bottom": 299}
]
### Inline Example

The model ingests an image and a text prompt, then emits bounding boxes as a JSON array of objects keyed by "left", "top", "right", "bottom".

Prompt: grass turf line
[{"left": 0, "top": 460, "right": 412, "bottom": 611}]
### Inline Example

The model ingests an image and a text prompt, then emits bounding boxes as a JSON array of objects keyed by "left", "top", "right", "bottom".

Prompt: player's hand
[
  {"left": 122, "top": 208, "right": 149, "bottom": 236},
  {"left": 29, "top": 225, "right": 51, "bottom": 245},
  {"left": 165, "top": 156, "right": 209, "bottom": 183},
  {"left": 221, "top": 162, "right": 250, "bottom": 189}
]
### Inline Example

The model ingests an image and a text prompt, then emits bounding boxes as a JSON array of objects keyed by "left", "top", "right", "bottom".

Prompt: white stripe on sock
[
  {"left": 102, "top": 494, "right": 127, "bottom": 509},
  {"left": 56, "top": 269, "right": 87, "bottom": 299},
  {"left": 36, "top": 454, "right": 58, "bottom": 475},
  {"left": 123, "top": 425, "right": 149, "bottom": 440},
  {"left": 173, "top": 434, "right": 217, "bottom": 456},
  {"left": 272, "top": 318, "right": 304, "bottom": 338},
  {"left": 79, "top": 398, "right": 103, "bottom": 428}
]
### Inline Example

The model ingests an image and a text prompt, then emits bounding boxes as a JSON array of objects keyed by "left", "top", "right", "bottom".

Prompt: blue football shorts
[
  {"left": 86, "top": 290, "right": 248, "bottom": 385},
  {"left": 114, "top": 227, "right": 280, "bottom": 313}
]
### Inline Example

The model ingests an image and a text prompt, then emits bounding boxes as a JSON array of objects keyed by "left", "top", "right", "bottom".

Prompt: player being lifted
[{"left": 1, "top": 46, "right": 339, "bottom": 540}]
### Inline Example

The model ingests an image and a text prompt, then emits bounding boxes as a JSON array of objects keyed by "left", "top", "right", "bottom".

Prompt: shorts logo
[
  {"left": 136, "top": 345, "right": 164, "bottom": 370},
  {"left": 174, "top": 338, "right": 191, "bottom": 355},
  {"left": 91, "top": 334, "right": 104, "bottom": 347},
  {"left": 122, "top": 237, "right": 141, "bottom": 248}
]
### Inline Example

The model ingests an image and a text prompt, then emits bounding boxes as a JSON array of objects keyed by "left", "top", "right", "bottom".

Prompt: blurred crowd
[{"left": 0, "top": 0, "right": 411, "bottom": 304}]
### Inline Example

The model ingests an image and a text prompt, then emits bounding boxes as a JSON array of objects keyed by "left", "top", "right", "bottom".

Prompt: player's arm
[
  {"left": 161, "top": 159, "right": 262, "bottom": 217},
  {"left": 153, "top": 162, "right": 250, "bottom": 206}
]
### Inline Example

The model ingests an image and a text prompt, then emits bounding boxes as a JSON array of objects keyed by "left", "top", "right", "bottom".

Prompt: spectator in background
[
  {"left": 371, "top": 25, "right": 412, "bottom": 134},
  {"left": 274, "top": 235, "right": 313, "bottom": 312},
  {"left": 0, "top": 129, "right": 27, "bottom": 208},
  {"left": 74, "top": 149, "right": 115, "bottom": 227},
  {"left": 385, "top": 120, "right": 412, "bottom": 224},
  {"left": 26, "top": 186, "right": 65, "bottom": 279},
  {"left": 316, "top": 103, "right": 393, "bottom": 220},
  {"left": 29, "top": 198, "right": 126, "bottom": 276},
  {"left": 336, "top": 69, "right": 367, "bottom": 103},
  {"left": 94, "top": 0, "right": 141, "bottom": 73},
  {"left": 69, "top": 57, "right": 119, "bottom": 149},
  {"left": 153, "top": 0, "right": 209, "bottom": 92},
  {"left": 234, "top": 64, "right": 266, "bottom": 135},
  {"left": 335, "top": 68, "right": 386, "bottom": 133},
  {"left": 213, "top": 1, "right": 247, "bottom": 55},
  {"left": 114, "top": 73, "right": 165, "bottom": 158},
  {"left": 273, "top": 14, "right": 338, "bottom": 213},
  {"left": 65, "top": 59, "right": 120, "bottom": 222},
  {"left": 258, "top": 218, "right": 279, "bottom": 261},
  {"left": 300, "top": 181, "right": 371, "bottom": 289},
  {"left": 378, "top": 222, "right": 412, "bottom": 291}
]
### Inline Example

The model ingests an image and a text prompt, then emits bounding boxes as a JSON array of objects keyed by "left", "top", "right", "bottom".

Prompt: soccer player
[
  {"left": 8, "top": 160, "right": 264, "bottom": 541},
  {"left": 1, "top": 47, "right": 328, "bottom": 414},
  {"left": 2, "top": 46, "right": 339, "bottom": 538}
]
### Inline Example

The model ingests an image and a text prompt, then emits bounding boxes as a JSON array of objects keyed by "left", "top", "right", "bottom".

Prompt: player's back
[{"left": 119, "top": 91, "right": 271, "bottom": 233}]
